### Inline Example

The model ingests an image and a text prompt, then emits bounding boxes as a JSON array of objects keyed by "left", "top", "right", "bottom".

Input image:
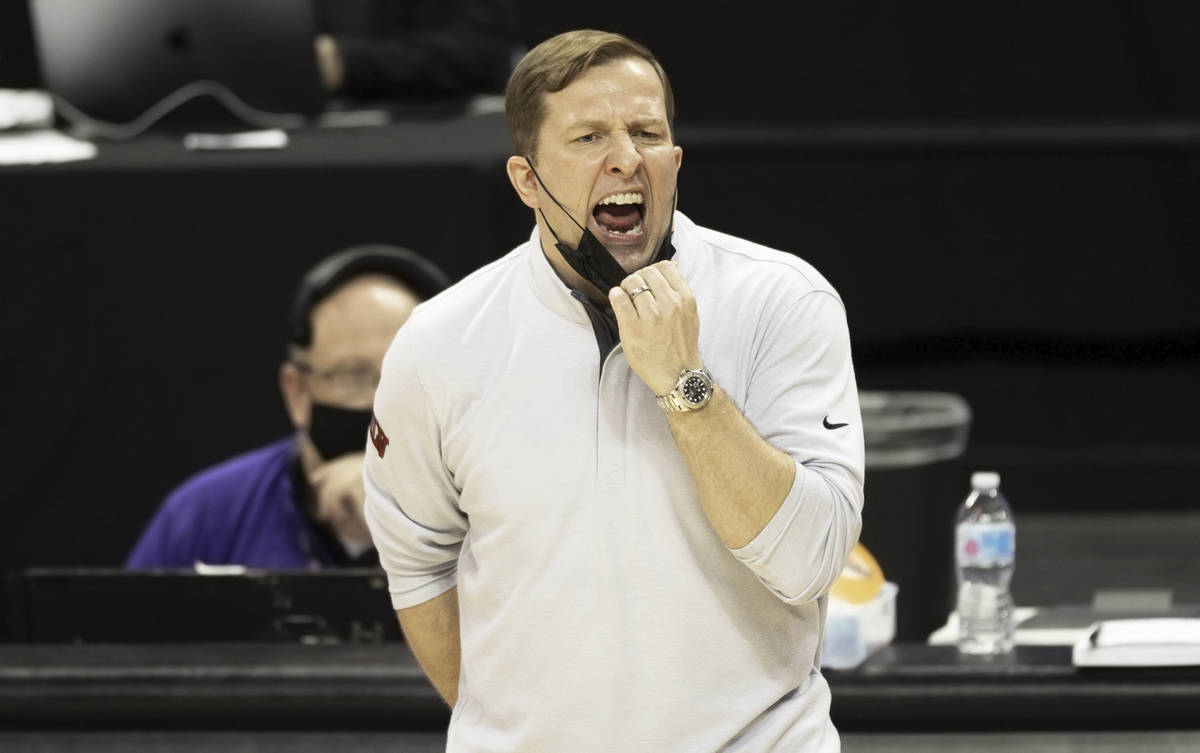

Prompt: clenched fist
[{"left": 608, "top": 260, "right": 703, "bottom": 396}]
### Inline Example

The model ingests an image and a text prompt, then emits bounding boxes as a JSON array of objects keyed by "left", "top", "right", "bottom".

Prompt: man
[
  {"left": 126, "top": 245, "right": 449, "bottom": 570},
  {"left": 365, "top": 30, "right": 864, "bottom": 751}
]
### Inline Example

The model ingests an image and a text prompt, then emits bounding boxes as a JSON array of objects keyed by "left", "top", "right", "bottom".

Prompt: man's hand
[
  {"left": 309, "top": 452, "right": 372, "bottom": 545},
  {"left": 610, "top": 259, "right": 798, "bottom": 552},
  {"left": 609, "top": 260, "right": 702, "bottom": 396}
]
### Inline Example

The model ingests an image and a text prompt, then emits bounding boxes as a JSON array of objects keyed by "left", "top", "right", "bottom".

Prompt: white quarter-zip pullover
[{"left": 365, "top": 212, "right": 864, "bottom": 752}]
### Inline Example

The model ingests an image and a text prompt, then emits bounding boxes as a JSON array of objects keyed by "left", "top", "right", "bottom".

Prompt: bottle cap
[{"left": 971, "top": 471, "right": 1000, "bottom": 491}]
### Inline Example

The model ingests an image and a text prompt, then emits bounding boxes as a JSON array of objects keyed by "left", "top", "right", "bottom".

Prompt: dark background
[{"left": 1, "top": 2, "right": 1197, "bottom": 634}]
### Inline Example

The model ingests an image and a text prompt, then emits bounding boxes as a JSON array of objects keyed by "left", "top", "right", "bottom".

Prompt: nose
[{"left": 605, "top": 131, "right": 642, "bottom": 176}]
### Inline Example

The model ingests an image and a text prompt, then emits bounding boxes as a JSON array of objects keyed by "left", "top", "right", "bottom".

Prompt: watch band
[{"left": 656, "top": 392, "right": 690, "bottom": 412}]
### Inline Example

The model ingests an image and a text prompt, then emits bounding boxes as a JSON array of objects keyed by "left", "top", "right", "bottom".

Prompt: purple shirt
[{"left": 125, "top": 438, "right": 347, "bottom": 569}]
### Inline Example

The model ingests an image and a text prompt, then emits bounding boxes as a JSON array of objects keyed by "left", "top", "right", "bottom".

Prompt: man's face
[
  {"left": 281, "top": 274, "right": 420, "bottom": 452},
  {"left": 531, "top": 57, "right": 682, "bottom": 275},
  {"left": 281, "top": 274, "right": 420, "bottom": 546}
]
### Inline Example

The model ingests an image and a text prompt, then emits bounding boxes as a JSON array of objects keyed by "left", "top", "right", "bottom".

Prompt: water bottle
[{"left": 955, "top": 471, "right": 1016, "bottom": 655}]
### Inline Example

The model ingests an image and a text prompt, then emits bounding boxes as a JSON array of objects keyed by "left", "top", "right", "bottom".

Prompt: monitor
[
  {"left": 4, "top": 568, "right": 402, "bottom": 643},
  {"left": 28, "top": 0, "right": 325, "bottom": 130}
]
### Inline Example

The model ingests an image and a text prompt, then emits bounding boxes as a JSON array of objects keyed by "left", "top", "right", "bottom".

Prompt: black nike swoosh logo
[{"left": 823, "top": 416, "right": 849, "bottom": 430}]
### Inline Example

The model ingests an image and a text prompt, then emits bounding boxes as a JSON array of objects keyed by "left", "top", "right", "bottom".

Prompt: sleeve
[
  {"left": 729, "top": 290, "right": 865, "bottom": 605},
  {"left": 363, "top": 322, "right": 468, "bottom": 610},
  {"left": 333, "top": 0, "right": 519, "bottom": 101}
]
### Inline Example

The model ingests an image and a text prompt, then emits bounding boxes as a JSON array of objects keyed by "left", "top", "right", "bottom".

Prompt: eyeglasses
[{"left": 291, "top": 360, "right": 380, "bottom": 401}]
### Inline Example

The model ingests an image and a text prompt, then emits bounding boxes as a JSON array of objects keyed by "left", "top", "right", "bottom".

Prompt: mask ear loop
[
  {"left": 525, "top": 153, "right": 678, "bottom": 250},
  {"left": 670, "top": 185, "right": 678, "bottom": 221},
  {"left": 524, "top": 156, "right": 588, "bottom": 241},
  {"left": 525, "top": 155, "right": 678, "bottom": 285},
  {"left": 525, "top": 155, "right": 627, "bottom": 289}
]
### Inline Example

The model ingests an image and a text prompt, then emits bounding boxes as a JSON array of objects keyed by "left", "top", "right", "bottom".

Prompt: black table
[
  {"left": 1, "top": 642, "right": 1197, "bottom": 732},
  {"left": 832, "top": 643, "right": 1200, "bottom": 731}
]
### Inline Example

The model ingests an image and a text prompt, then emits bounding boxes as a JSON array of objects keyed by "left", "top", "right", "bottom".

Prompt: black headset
[{"left": 286, "top": 244, "right": 451, "bottom": 349}]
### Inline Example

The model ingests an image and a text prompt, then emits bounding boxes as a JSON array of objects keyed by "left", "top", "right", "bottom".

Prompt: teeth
[
  {"left": 597, "top": 192, "right": 644, "bottom": 206},
  {"left": 608, "top": 218, "right": 644, "bottom": 236}
]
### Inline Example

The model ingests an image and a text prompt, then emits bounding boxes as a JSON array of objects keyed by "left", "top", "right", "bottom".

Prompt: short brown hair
[{"left": 505, "top": 29, "right": 676, "bottom": 160}]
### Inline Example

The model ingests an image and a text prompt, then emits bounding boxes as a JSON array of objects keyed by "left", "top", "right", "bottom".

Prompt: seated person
[
  {"left": 126, "top": 245, "right": 450, "bottom": 569},
  {"left": 313, "top": 0, "right": 521, "bottom": 103}
]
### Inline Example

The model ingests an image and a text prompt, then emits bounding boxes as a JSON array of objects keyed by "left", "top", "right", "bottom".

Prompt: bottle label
[{"left": 956, "top": 522, "right": 1015, "bottom": 567}]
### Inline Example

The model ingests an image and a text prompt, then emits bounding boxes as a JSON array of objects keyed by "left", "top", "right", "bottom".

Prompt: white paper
[
  {"left": 193, "top": 562, "right": 248, "bottom": 576},
  {"left": 0, "top": 129, "right": 97, "bottom": 165},
  {"left": 1092, "top": 618, "right": 1200, "bottom": 648},
  {"left": 0, "top": 89, "right": 54, "bottom": 130},
  {"left": 1073, "top": 618, "right": 1200, "bottom": 667},
  {"left": 929, "top": 607, "right": 1059, "bottom": 645},
  {"left": 182, "top": 129, "right": 288, "bottom": 151}
]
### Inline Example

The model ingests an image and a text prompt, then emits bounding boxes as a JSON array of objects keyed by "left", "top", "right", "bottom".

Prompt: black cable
[{"left": 49, "top": 79, "right": 307, "bottom": 140}]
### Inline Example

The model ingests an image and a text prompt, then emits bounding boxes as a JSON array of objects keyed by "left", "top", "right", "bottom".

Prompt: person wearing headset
[{"left": 126, "top": 245, "right": 449, "bottom": 570}]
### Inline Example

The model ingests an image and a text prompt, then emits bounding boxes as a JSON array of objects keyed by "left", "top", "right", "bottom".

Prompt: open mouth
[{"left": 592, "top": 192, "right": 645, "bottom": 238}]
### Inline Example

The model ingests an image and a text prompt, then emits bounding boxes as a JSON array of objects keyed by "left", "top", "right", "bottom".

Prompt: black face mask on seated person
[
  {"left": 525, "top": 157, "right": 676, "bottom": 294},
  {"left": 307, "top": 402, "right": 374, "bottom": 461}
]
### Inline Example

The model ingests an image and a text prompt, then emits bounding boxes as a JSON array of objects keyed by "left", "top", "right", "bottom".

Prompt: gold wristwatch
[{"left": 656, "top": 367, "right": 714, "bottom": 412}]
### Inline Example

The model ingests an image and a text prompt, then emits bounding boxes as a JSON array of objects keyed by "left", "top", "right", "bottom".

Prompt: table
[
  {"left": 1, "top": 642, "right": 1197, "bottom": 732},
  {"left": 2, "top": 730, "right": 1198, "bottom": 753}
]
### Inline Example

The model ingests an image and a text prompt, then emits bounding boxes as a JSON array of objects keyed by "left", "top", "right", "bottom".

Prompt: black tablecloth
[{"left": 1, "top": 642, "right": 1197, "bottom": 732}]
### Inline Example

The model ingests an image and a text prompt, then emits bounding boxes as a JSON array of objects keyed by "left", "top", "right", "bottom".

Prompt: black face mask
[
  {"left": 525, "top": 157, "right": 676, "bottom": 294},
  {"left": 307, "top": 402, "right": 373, "bottom": 461}
]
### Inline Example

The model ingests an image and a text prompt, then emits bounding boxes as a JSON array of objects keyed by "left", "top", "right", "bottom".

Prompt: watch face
[{"left": 682, "top": 374, "right": 711, "bottom": 404}]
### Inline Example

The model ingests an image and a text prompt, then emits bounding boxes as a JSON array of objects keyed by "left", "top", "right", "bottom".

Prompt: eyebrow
[{"left": 566, "top": 117, "right": 669, "bottom": 132}]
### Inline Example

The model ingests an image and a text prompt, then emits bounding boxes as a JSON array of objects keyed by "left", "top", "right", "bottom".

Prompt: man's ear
[
  {"left": 279, "top": 361, "right": 310, "bottom": 430},
  {"left": 506, "top": 155, "right": 541, "bottom": 209}
]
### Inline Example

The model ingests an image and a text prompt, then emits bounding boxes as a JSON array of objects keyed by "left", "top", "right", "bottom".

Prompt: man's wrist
[{"left": 649, "top": 360, "right": 703, "bottom": 396}]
